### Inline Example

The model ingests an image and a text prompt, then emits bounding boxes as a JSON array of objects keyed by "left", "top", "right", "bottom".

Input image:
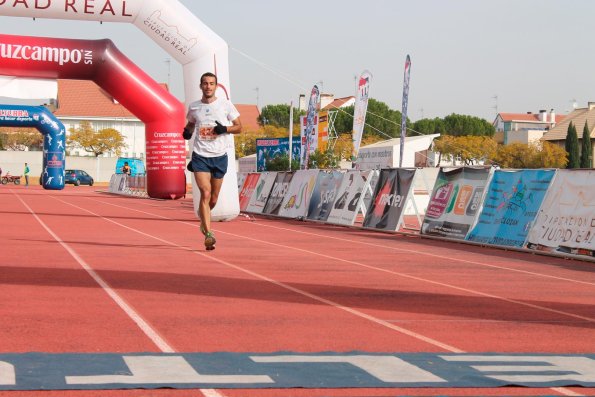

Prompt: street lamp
[{"left": 254, "top": 87, "right": 259, "bottom": 110}]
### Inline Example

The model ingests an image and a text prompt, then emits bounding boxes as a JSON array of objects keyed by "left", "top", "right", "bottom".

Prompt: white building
[
  {"left": 493, "top": 109, "right": 564, "bottom": 145},
  {"left": 53, "top": 79, "right": 145, "bottom": 158}
]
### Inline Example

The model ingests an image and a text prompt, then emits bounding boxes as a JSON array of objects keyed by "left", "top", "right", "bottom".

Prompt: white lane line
[
  {"left": 246, "top": 221, "right": 595, "bottom": 287},
  {"left": 113, "top": 197, "right": 595, "bottom": 288},
  {"left": 16, "top": 194, "right": 227, "bottom": 397},
  {"left": 52, "top": 197, "right": 464, "bottom": 353},
  {"left": 16, "top": 194, "right": 175, "bottom": 353},
  {"left": 93, "top": 197, "right": 595, "bottom": 324},
  {"left": 78, "top": 196, "right": 585, "bottom": 397},
  {"left": 550, "top": 387, "right": 584, "bottom": 396}
]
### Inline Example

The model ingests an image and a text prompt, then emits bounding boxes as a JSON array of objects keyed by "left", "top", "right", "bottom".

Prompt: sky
[{"left": 1, "top": 0, "right": 595, "bottom": 122}]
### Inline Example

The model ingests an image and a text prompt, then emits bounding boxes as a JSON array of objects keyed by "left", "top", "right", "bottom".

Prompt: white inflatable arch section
[{"left": 0, "top": 0, "right": 239, "bottom": 220}]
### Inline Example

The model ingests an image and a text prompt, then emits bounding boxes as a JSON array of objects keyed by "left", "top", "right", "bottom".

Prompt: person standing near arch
[
  {"left": 24, "top": 163, "right": 30, "bottom": 187},
  {"left": 183, "top": 72, "right": 242, "bottom": 250}
]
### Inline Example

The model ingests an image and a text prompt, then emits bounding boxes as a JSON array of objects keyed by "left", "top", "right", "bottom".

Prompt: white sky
[{"left": 1, "top": 0, "right": 595, "bottom": 122}]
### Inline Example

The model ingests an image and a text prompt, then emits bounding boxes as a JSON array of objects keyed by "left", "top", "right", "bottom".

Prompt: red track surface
[{"left": 1, "top": 185, "right": 594, "bottom": 397}]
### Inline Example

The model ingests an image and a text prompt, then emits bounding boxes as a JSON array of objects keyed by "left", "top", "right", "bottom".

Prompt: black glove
[
  {"left": 213, "top": 120, "right": 228, "bottom": 135},
  {"left": 182, "top": 127, "right": 193, "bottom": 140},
  {"left": 186, "top": 161, "right": 193, "bottom": 172}
]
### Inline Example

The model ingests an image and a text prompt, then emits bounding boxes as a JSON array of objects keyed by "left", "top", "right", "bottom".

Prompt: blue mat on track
[{"left": 0, "top": 352, "right": 593, "bottom": 390}]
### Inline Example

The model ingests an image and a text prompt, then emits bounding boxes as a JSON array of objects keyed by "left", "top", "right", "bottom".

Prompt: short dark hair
[{"left": 200, "top": 72, "right": 217, "bottom": 84}]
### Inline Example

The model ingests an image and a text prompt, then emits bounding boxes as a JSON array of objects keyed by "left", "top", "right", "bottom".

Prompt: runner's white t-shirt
[{"left": 186, "top": 98, "right": 240, "bottom": 157}]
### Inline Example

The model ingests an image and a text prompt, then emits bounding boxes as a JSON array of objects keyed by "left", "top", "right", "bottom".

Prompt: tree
[
  {"left": 67, "top": 121, "right": 127, "bottom": 157},
  {"left": 581, "top": 121, "right": 592, "bottom": 168},
  {"left": 492, "top": 142, "right": 567, "bottom": 169},
  {"left": 412, "top": 117, "right": 447, "bottom": 135},
  {"left": 0, "top": 128, "right": 43, "bottom": 151},
  {"left": 333, "top": 133, "right": 354, "bottom": 161},
  {"left": 537, "top": 141, "right": 569, "bottom": 168},
  {"left": 432, "top": 135, "right": 497, "bottom": 165},
  {"left": 258, "top": 104, "right": 304, "bottom": 128},
  {"left": 332, "top": 104, "right": 355, "bottom": 134},
  {"left": 307, "top": 148, "right": 341, "bottom": 169},
  {"left": 442, "top": 114, "right": 495, "bottom": 137},
  {"left": 333, "top": 98, "right": 405, "bottom": 139},
  {"left": 235, "top": 130, "right": 265, "bottom": 158},
  {"left": 264, "top": 153, "right": 300, "bottom": 171},
  {"left": 565, "top": 121, "right": 580, "bottom": 169}
]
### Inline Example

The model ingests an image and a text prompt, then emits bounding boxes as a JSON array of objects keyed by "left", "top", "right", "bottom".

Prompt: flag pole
[{"left": 288, "top": 101, "right": 293, "bottom": 171}]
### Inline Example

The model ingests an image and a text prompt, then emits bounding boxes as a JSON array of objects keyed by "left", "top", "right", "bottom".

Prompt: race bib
[{"left": 198, "top": 124, "right": 216, "bottom": 141}]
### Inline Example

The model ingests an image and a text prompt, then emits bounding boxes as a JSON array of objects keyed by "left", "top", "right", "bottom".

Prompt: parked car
[{"left": 65, "top": 169, "right": 94, "bottom": 186}]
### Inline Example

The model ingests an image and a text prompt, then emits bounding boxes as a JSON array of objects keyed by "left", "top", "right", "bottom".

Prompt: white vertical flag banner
[
  {"left": 289, "top": 101, "right": 294, "bottom": 171},
  {"left": 302, "top": 85, "right": 320, "bottom": 169},
  {"left": 351, "top": 70, "right": 372, "bottom": 168},
  {"left": 399, "top": 55, "right": 412, "bottom": 168}
]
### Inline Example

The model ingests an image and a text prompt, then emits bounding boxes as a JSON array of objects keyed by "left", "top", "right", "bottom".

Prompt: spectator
[
  {"left": 24, "top": 163, "right": 30, "bottom": 187},
  {"left": 121, "top": 161, "right": 131, "bottom": 176}
]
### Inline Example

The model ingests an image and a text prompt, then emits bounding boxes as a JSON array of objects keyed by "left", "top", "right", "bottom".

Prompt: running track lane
[{"left": 0, "top": 186, "right": 593, "bottom": 397}]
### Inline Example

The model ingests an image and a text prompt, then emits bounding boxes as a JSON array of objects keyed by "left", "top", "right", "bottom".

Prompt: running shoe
[{"left": 204, "top": 231, "right": 216, "bottom": 250}]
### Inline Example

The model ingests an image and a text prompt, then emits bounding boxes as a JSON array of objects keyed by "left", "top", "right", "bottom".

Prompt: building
[
  {"left": 53, "top": 79, "right": 144, "bottom": 157},
  {"left": 298, "top": 93, "right": 355, "bottom": 112},
  {"left": 493, "top": 109, "right": 564, "bottom": 144},
  {"left": 541, "top": 102, "right": 595, "bottom": 167},
  {"left": 322, "top": 96, "right": 355, "bottom": 111},
  {"left": 235, "top": 104, "right": 260, "bottom": 132}
]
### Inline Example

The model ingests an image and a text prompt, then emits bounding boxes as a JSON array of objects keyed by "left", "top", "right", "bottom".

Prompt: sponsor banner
[
  {"left": 256, "top": 137, "right": 301, "bottom": 172},
  {"left": 306, "top": 170, "right": 344, "bottom": 221},
  {"left": 109, "top": 174, "right": 127, "bottom": 194},
  {"left": 399, "top": 55, "right": 411, "bottom": 168},
  {"left": 299, "top": 115, "right": 319, "bottom": 160},
  {"left": 236, "top": 172, "right": 248, "bottom": 192},
  {"left": 239, "top": 173, "right": 261, "bottom": 212},
  {"left": 262, "top": 172, "right": 293, "bottom": 216},
  {"left": 466, "top": 169, "right": 555, "bottom": 247},
  {"left": 421, "top": 167, "right": 490, "bottom": 239},
  {"left": 0, "top": 352, "right": 593, "bottom": 390},
  {"left": 301, "top": 85, "right": 320, "bottom": 168},
  {"left": 246, "top": 172, "right": 277, "bottom": 214},
  {"left": 327, "top": 170, "right": 372, "bottom": 226},
  {"left": 363, "top": 168, "right": 416, "bottom": 231},
  {"left": 352, "top": 70, "right": 372, "bottom": 163},
  {"left": 527, "top": 169, "right": 595, "bottom": 256},
  {"left": 278, "top": 169, "right": 319, "bottom": 218},
  {"left": 318, "top": 109, "right": 329, "bottom": 153}
]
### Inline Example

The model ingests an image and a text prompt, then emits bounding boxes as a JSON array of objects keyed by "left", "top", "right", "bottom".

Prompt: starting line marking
[{"left": 0, "top": 352, "right": 593, "bottom": 390}]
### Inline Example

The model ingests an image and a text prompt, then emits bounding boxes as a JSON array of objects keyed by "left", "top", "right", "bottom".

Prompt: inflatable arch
[
  {"left": 0, "top": 33, "right": 186, "bottom": 199},
  {"left": 0, "top": 0, "right": 240, "bottom": 219},
  {"left": 0, "top": 104, "right": 65, "bottom": 190}
]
